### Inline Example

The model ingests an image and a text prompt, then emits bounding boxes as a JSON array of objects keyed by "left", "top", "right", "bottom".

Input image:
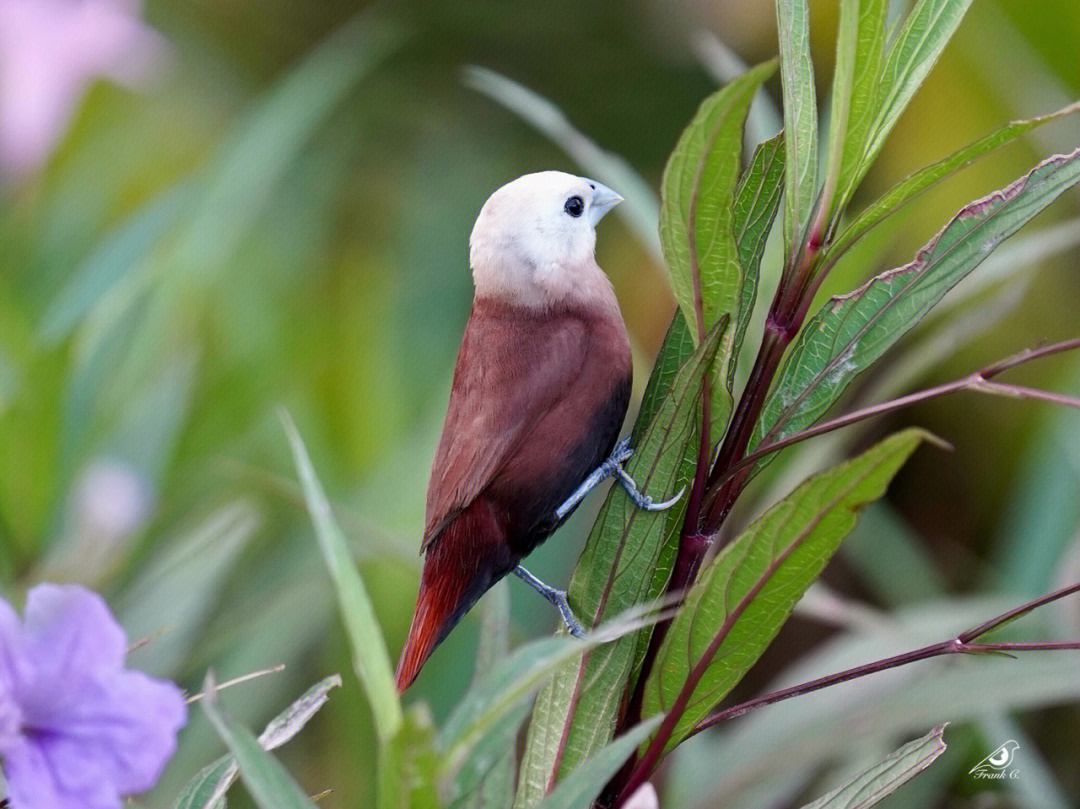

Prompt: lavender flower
[
  {"left": 0, "top": 0, "right": 168, "bottom": 179},
  {"left": 0, "top": 584, "right": 186, "bottom": 809}
]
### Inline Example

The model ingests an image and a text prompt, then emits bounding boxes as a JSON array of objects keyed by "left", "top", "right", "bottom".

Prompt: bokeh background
[{"left": 1, "top": 0, "right": 1078, "bottom": 807}]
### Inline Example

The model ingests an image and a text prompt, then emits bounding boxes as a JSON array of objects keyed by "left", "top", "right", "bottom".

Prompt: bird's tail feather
[{"left": 396, "top": 501, "right": 511, "bottom": 692}]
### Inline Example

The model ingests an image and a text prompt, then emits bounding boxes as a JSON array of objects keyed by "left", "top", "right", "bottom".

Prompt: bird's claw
[
  {"left": 555, "top": 598, "right": 587, "bottom": 638},
  {"left": 632, "top": 485, "right": 686, "bottom": 512}
]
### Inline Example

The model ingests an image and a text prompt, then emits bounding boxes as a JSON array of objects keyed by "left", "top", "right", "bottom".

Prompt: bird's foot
[
  {"left": 514, "top": 566, "right": 587, "bottom": 638},
  {"left": 604, "top": 437, "right": 684, "bottom": 512},
  {"left": 553, "top": 437, "right": 683, "bottom": 521}
]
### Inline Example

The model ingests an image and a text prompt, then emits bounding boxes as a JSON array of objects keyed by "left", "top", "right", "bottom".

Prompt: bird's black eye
[{"left": 564, "top": 195, "right": 584, "bottom": 217}]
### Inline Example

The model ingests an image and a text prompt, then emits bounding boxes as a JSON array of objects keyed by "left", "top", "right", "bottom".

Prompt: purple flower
[
  {"left": 0, "top": 0, "right": 169, "bottom": 179},
  {"left": 0, "top": 584, "right": 186, "bottom": 809}
]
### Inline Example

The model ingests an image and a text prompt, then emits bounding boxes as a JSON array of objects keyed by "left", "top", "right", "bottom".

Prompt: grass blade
[
  {"left": 447, "top": 582, "right": 519, "bottom": 808},
  {"left": 282, "top": 411, "right": 402, "bottom": 744},
  {"left": 533, "top": 715, "right": 664, "bottom": 809},
  {"left": 175, "top": 676, "right": 342, "bottom": 809}
]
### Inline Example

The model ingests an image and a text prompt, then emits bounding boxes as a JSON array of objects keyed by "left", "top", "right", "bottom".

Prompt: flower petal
[
  {"left": 2, "top": 732, "right": 121, "bottom": 809},
  {"left": 20, "top": 584, "right": 126, "bottom": 684}
]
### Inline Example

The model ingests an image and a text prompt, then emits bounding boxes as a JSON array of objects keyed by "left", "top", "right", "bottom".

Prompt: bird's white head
[{"left": 469, "top": 171, "right": 623, "bottom": 309}]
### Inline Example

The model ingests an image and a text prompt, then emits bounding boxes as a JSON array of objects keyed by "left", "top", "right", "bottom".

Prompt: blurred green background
[{"left": 1, "top": 0, "right": 1078, "bottom": 807}]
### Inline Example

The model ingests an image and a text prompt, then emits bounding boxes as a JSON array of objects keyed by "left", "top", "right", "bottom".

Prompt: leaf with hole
[{"left": 283, "top": 413, "right": 402, "bottom": 744}]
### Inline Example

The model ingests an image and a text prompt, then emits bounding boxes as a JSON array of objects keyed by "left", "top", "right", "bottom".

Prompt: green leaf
[
  {"left": 174, "top": 758, "right": 232, "bottom": 809},
  {"left": 776, "top": 0, "right": 819, "bottom": 249},
  {"left": 440, "top": 607, "right": 659, "bottom": 781},
  {"left": 833, "top": 0, "right": 888, "bottom": 213},
  {"left": 38, "top": 182, "right": 194, "bottom": 344},
  {"left": 799, "top": 725, "right": 947, "bottom": 809},
  {"left": 659, "top": 60, "right": 776, "bottom": 362},
  {"left": 514, "top": 319, "right": 728, "bottom": 808},
  {"left": 730, "top": 133, "right": 785, "bottom": 387},
  {"left": 753, "top": 148, "right": 1080, "bottom": 454},
  {"left": 379, "top": 705, "right": 441, "bottom": 809},
  {"left": 176, "top": 676, "right": 343, "bottom": 809},
  {"left": 850, "top": 0, "right": 973, "bottom": 194},
  {"left": 448, "top": 582, "right": 519, "bottom": 809},
  {"left": 831, "top": 99, "right": 1080, "bottom": 258},
  {"left": 642, "top": 430, "right": 927, "bottom": 752},
  {"left": 282, "top": 412, "right": 403, "bottom": 743},
  {"left": 533, "top": 715, "right": 664, "bottom": 809},
  {"left": 637, "top": 311, "right": 695, "bottom": 431},
  {"left": 201, "top": 677, "right": 319, "bottom": 809}
]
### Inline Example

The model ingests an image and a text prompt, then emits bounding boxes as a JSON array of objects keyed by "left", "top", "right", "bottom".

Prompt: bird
[{"left": 395, "top": 171, "right": 681, "bottom": 692}]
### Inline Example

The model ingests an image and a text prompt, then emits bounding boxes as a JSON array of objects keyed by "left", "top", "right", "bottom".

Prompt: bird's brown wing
[{"left": 421, "top": 304, "right": 587, "bottom": 551}]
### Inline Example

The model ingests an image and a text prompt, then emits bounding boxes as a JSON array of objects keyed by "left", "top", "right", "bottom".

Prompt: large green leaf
[
  {"left": 799, "top": 725, "right": 947, "bottom": 809},
  {"left": 753, "top": 148, "right": 1080, "bottom": 453},
  {"left": 659, "top": 60, "right": 775, "bottom": 360},
  {"left": 845, "top": 0, "right": 973, "bottom": 196},
  {"left": 730, "top": 133, "right": 785, "bottom": 387},
  {"left": 776, "top": 0, "right": 818, "bottom": 249},
  {"left": 829, "top": 0, "right": 887, "bottom": 215},
  {"left": 642, "top": 430, "right": 927, "bottom": 752},
  {"left": 831, "top": 99, "right": 1080, "bottom": 258},
  {"left": 282, "top": 413, "right": 402, "bottom": 744},
  {"left": 636, "top": 312, "right": 695, "bottom": 431},
  {"left": 533, "top": 715, "right": 663, "bottom": 809},
  {"left": 201, "top": 679, "right": 319, "bottom": 809},
  {"left": 514, "top": 320, "right": 727, "bottom": 808}
]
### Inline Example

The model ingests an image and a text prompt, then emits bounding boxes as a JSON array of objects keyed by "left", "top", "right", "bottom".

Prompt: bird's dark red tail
[{"left": 396, "top": 499, "right": 512, "bottom": 692}]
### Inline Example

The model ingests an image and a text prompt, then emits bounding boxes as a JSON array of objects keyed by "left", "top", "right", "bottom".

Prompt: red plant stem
[
  {"left": 688, "top": 581, "right": 1080, "bottom": 738},
  {"left": 711, "top": 335, "right": 1080, "bottom": 489},
  {"left": 611, "top": 581, "right": 1080, "bottom": 805},
  {"left": 689, "top": 638, "right": 1080, "bottom": 733},
  {"left": 606, "top": 218, "right": 832, "bottom": 803}
]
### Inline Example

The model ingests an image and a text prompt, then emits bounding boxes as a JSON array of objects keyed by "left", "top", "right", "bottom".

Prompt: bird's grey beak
[{"left": 588, "top": 181, "right": 623, "bottom": 226}]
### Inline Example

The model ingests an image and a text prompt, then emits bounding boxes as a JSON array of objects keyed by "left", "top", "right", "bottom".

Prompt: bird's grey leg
[
  {"left": 554, "top": 437, "right": 684, "bottom": 521},
  {"left": 513, "top": 566, "right": 586, "bottom": 638}
]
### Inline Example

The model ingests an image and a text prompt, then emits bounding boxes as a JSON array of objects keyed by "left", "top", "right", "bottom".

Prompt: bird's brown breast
[{"left": 424, "top": 295, "right": 632, "bottom": 557}]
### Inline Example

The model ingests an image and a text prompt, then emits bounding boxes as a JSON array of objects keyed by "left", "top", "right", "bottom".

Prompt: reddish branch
[
  {"left": 712, "top": 335, "right": 1080, "bottom": 490},
  {"left": 612, "top": 582, "right": 1080, "bottom": 804},
  {"left": 689, "top": 581, "right": 1080, "bottom": 735}
]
